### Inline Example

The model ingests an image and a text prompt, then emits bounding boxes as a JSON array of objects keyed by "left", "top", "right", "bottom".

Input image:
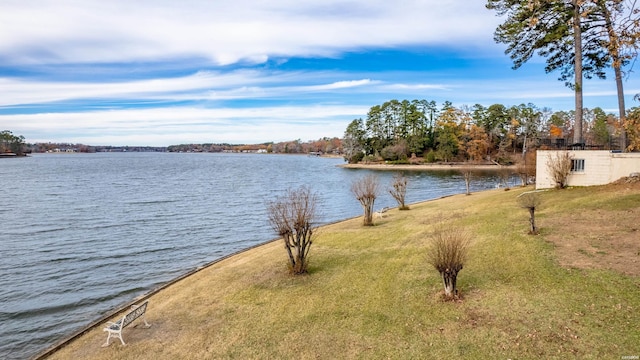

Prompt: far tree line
[
  {"left": 0, "top": 130, "right": 27, "bottom": 156},
  {"left": 166, "top": 138, "right": 342, "bottom": 155},
  {"left": 1, "top": 137, "right": 343, "bottom": 156},
  {"left": 342, "top": 99, "right": 640, "bottom": 165}
]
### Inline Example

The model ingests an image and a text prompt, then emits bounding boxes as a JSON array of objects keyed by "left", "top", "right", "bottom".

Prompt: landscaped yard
[{"left": 47, "top": 182, "right": 640, "bottom": 359}]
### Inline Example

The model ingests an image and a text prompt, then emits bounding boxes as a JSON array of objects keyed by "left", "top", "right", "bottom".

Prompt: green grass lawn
[{"left": 49, "top": 185, "right": 640, "bottom": 360}]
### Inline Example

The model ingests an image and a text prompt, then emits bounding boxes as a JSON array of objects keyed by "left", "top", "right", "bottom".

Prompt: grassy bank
[{"left": 48, "top": 184, "right": 640, "bottom": 359}]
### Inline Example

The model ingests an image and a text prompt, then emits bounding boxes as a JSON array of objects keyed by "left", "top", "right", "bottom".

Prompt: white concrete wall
[
  {"left": 567, "top": 151, "right": 611, "bottom": 187},
  {"left": 536, "top": 150, "right": 557, "bottom": 189},
  {"left": 536, "top": 150, "right": 640, "bottom": 189},
  {"left": 611, "top": 153, "right": 640, "bottom": 180}
]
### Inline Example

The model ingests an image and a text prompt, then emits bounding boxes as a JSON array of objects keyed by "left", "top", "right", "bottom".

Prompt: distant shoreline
[
  {"left": 0, "top": 153, "right": 28, "bottom": 158},
  {"left": 338, "top": 162, "right": 506, "bottom": 171}
]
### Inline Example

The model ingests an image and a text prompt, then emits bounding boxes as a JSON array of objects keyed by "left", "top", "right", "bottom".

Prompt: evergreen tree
[
  {"left": 343, "top": 119, "right": 367, "bottom": 163},
  {"left": 487, "top": 0, "right": 586, "bottom": 144}
]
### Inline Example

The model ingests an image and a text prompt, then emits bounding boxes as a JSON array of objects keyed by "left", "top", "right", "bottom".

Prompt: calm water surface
[{"left": 0, "top": 152, "right": 503, "bottom": 359}]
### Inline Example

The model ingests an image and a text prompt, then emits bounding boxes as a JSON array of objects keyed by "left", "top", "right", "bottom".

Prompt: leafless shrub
[
  {"left": 517, "top": 191, "right": 542, "bottom": 235},
  {"left": 546, "top": 151, "right": 572, "bottom": 189},
  {"left": 389, "top": 173, "right": 409, "bottom": 210},
  {"left": 498, "top": 166, "right": 512, "bottom": 190},
  {"left": 459, "top": 165, "right": 474, "bottom": 195},
  {"left": 426, "top": 226, "right": 470, "bottom": 300},
  {"left": 267, "top": 186, "right": 318, "bottom": 274},
  {"left": 516, "top": 163, "right": 527, "bottom": 187},
  {"left": 515, "top": 161, "right": 535, "bottom": 187},
  {"left": 351, "top": 174, "right": 380, "bottom": 226}
]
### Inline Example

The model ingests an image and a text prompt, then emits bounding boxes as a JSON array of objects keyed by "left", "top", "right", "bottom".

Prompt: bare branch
[
  {"left": 426, "top": 226, "right": 470, "bottom": 300},
  {"left": 267, "top": 186, "right": 319, "bottom": 274},
  {"left": 458, "top": 165, "right": 475, "bottom": 195},
  {"left": 351, "top": 174, "right": 380, "bottom": 226},
  {"left": 546, "top": 151, "right": 573, "bottom": 188},
  {"left": 517, "top": 191, "right": 543, "bottom": 234},
  {"left": 389, "top": 173, "right": 409, "bottom": 210}
]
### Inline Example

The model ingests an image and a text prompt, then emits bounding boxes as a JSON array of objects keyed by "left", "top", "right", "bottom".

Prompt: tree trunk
[
  {"left": 573, "top": 0, "right": 584, "bottom": 146},
  {"left": 529, "top": 208, "right": 537, "bottom": 234},
  {"left": 615, "top": 64, "right": 627, "bottom": 150},
  {"left": 600, "top": 1, "right": 627, "bottom": 151},
  {"left": 441, "top": 270, "right": 458, "bottom": 299},
  {"left": 363, "top": 202, "right": 374, "bottom": 226},
  {"left": 283, "top": 235, "right": 296, "bottom": 270},
  {"left": 293, "top": 254, "right": 305, "bottom": 274}
]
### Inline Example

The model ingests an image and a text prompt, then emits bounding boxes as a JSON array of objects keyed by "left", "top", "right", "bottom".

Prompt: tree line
[
  {"left": 167, "top": 138, "right": 342, "bottom": 155},
  {"left": 342, "top": 99, "right": 631, "bottom": 164},
  {"left": 1, "top": 137, "right": 343, "bottom": 155},
  {"left": 343, "top": 0, "right": 640, "bottom": 164},
  {"left": 486, "top": 0, "right": 640, "bottom": 147}
]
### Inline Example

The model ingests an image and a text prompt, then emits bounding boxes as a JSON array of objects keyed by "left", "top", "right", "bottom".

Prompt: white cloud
[
  {"left": 0, "top": 0, "right": 501, "bottom": 65},
  {"left": 0, "top": 71, "right": 223, "bottom": 106},
  {"left": 305, "top": 79, "right": 376, "bottom": 91},
  {"left": 0, "top": 71, "right": 380, "bottom": 106}
]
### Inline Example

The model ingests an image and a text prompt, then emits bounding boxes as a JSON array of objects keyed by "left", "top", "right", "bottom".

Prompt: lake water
[{"left": 0, "top": 152, "right": 504, "bottom": 359}]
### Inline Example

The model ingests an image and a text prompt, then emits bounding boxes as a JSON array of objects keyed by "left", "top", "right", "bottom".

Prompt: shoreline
[
  {"left": 32, "top": 213, "right": 366, "bottom": 360},
  {"left": 39, "top": 184, "right": 640, "bottom": 359},
  {"left": 338, "top": 162, "right": 507, "bottom": 171},
  {"left": 32, "top": 192, "right": 463, "bottom": 359},
  {"left": 31, "top": 236, "right": 285, "bottom": 360}
]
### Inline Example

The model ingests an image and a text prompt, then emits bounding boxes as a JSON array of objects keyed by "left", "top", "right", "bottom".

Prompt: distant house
[{"left": 536, "top": 150, "right": 640, "bottom": 189}]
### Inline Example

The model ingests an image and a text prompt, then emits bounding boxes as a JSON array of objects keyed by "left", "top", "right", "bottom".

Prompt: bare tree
[
  {"left": 351, "top": 174, "right": 380, "bottom": 226},
  {"left": 426, "top": 226, "right": 470, "bottom": 300},
  {"left": 459, "top": 166, "right": 474, "bottom": 195},
  {"left": 516, "top": 163, "right": 528, "bottom": 187},
  {"left": 389, "top": 173, "right": 409, "bottom": 210},
  {"left": 267, "top": 186, "right": 319, "bottom": 274},
  {"left": 498, "top": 166, "right": 512, "bottom": 190},
  {"left": 546, "top": 151, "right": 573, "bottom": 189},
  {"left": 517, "top": 191, "right": 542, "bottom": 235},
  {"left": 515, "top": 159, "right": 538, "bottom": 187}
]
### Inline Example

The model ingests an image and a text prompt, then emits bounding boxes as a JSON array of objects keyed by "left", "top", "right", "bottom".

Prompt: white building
[{"left": 536, "top": 150, "right": 640, "bottom": 189}]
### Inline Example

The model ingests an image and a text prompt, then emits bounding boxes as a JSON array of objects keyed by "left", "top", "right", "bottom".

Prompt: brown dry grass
[
  {"left": 44, "top": 182, "right": 640, "bottom": 359},
  {"left": 47, "top": 242, "right": 290, "bottom": 359},
  {"left": 544, "top": 180, "right": 640, "bottom": 276}
]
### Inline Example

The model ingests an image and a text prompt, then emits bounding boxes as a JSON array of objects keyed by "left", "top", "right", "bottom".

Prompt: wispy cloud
[
  {"left": 0, "top": 71, "right": 380, "bottom": 106},
  {"left": 0, "top": 72, "right": 221, "bottom": 106}
]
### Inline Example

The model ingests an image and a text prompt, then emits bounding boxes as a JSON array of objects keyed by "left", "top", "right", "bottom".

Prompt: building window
[{"left": 571, "top": 159, "right": 585, "bottom": 172}]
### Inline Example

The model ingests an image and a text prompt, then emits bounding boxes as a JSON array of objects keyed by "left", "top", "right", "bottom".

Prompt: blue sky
[{"left": 1, "top": 0, "right": 639, "bottom": 146}]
